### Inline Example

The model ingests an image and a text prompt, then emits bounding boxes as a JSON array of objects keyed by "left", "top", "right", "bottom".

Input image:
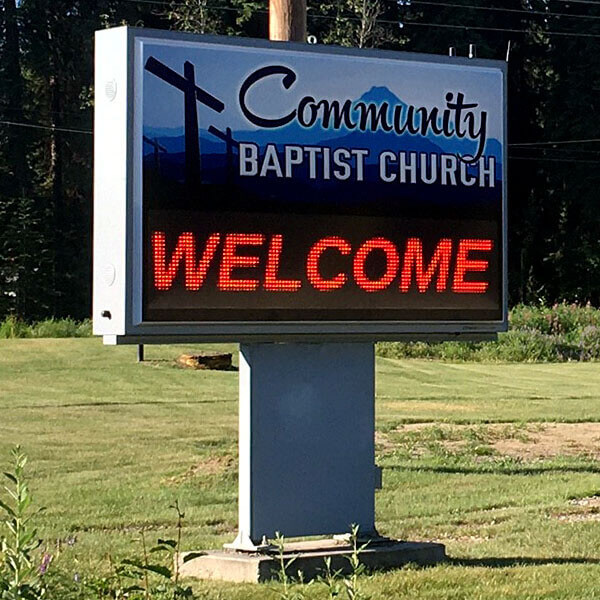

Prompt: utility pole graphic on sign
[
  {"left": 143, "top": 135, "right": 167, "bottom": 172},
  {"left": 208, "top": 125, "right": 240, "bottom": 184},
  {"left": 144, "top": 57, "right": 225, "bottom": 189}
]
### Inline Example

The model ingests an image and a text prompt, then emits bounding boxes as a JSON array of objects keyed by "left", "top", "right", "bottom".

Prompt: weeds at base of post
[{"left": 271, "top": 525, "right": 371, "bottom": 600}]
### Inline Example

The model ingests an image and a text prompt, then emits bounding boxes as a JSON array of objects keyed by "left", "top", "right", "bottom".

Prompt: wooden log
[{"left": 177, "top": 353, "right": 233, "bottom": 370}]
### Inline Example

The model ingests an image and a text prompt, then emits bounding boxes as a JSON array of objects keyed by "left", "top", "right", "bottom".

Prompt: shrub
[
  {"left": 376, "top": 303, "right": 600, "bottom": 362},
  {"left": 0, "top": 316, "right": 32, "bottom": 339},
  {"left": 483, "top": 329, "right": 576, "bottom": 363},
  {"left": 0, "top": 317, "right": 92, "bottom": 339},
  {"left": 75, "top": 319, "right": 93, "bottom": 337},
  {"left": 510, "top": 302, "right": 600, "bottom": 339},
  {"left": 377, "top": 342, "right": 436, "bottom": 360},
  {"left": 437, "top": 341, "right": 480, "bottom": 362},
  {"left": 31, "top": 318, "right": 92, "bottom": 338},
  {"left": 579, "top": 326, "right": 600, "bottom": 361}
]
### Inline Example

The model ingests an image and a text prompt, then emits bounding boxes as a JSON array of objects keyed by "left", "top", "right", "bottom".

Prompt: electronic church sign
[{"left": 93, "top": 27, "right": 507, "bottom": 343}]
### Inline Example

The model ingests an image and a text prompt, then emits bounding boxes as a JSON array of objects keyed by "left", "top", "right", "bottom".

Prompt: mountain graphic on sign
[{"left": 354, "top": 85, "right": 406, "bottom": 108}]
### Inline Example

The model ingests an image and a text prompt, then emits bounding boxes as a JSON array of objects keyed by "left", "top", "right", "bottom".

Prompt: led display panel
[{"left": 93, "top": 28, "right": 507, "bottom": 341}]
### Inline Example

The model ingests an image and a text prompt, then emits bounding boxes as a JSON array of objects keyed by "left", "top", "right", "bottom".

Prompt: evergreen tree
[{"left": 1, "top": 0, "right": 599, "bottom": 321}]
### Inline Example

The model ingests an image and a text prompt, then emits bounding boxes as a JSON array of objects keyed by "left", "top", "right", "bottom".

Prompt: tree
[
  {"left": 311, "top": 0, "right": 400, "bottom": 48},
  {"left": 1, "top": 0, "right": 600, "bottom": 322}
]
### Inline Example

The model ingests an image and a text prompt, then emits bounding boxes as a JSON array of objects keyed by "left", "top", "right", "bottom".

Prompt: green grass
[{"left": 2, "top": 339, "right": 600, "bottom": 599}]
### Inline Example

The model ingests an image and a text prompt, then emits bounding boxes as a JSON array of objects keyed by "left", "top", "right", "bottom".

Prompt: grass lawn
[{"left": 1, "top": 338, "right": 600, "bottom": 599}]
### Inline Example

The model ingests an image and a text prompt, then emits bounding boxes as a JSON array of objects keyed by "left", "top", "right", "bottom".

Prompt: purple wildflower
[{"left": 39, "top": 553, "right": 52, "bottom": 575}]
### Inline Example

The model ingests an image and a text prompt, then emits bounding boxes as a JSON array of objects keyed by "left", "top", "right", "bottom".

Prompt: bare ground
[
  {"left": 164, "top": 454, "right": 235, "bottom": 484},
  {"left": 380, "top": 422, "right": 600, "bottom": 459}
]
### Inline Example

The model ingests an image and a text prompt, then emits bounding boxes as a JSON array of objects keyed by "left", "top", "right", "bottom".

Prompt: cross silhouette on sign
[
  {"left": 144, "top": 56, "right": 225, "bottom": 189},
  {"left": 208, "top": 126, "right": 240, "bottom": 184},
  {"left": 143, "top": 135, "right": 167, "bottom": 172}
]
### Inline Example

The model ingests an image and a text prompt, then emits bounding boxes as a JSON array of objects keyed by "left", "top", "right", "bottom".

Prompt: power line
[
  {"left": 512, "top": 148, "right": 600, "bottom": 157},
  {"left": 11, "top": 2, "right": 259, "bottom": 30},
  {"left": 375, "top": 17, "right": 600, "bottom": 39},
  {"left": 509, "top": 155, "right": 599, "bottom": 163},
  {"left": 514, "top": 149, "right": 600, "bottom": 157},
  {"left": 119, "top": 0, "right": 172, "bottom": 5},
  {"left": 551, "top": 0, "right": 600, "bottom": 6},
  {"left": 398, "top": 0, "right": 600, "bottom": 22},
  {"left": 511, "top": 138, "right": 600, "bottom": 147},
  {"left": 12, "top": 2, "right": 600, "bottom": 42},
  {"left": 109, "top": 1, "right": 600, "bottom": 41},
  {"left": 4, "top": 120, "right": 599, "bottom": 164},
  {"left": 3, "top": 116, "right": 600, "bottom": 154},
  {"left": 303, "top": 11, "right": 600, "bottom": 40},
  {"left": 119, "top": 0, "right": 242, "bottom": 10},
  {"left": 0, "top": 120, "right": 92, "bottom": 135},
  {"left": 0, "top": 105, "right": 90, "bottom": 119}
]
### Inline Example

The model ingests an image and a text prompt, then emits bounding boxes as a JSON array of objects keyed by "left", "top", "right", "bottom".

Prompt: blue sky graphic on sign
[{"left": 141, "top": 42, "right": 503, "bottom": 213}]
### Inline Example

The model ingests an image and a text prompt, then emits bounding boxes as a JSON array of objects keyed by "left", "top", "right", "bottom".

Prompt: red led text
[{"left": 151, "top": 232, "right": 494, "bottom": 294}]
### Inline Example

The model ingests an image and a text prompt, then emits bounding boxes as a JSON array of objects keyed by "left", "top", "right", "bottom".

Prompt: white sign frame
[{"left": 93, "top": 26, "right": 508, "bottom": 344}]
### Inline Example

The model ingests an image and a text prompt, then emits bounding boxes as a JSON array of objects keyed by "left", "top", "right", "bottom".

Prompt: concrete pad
[{"left": 178, "top": 539, "right": 446, "bottom": 583}]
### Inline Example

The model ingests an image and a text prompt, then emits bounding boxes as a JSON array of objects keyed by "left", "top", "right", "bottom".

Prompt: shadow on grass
[
  {"left": 385, "top": 463, "right": 600, "bottom": 475},
  {"left": 144, "top": 359, "right": 239, "bottom": 372},
  {"left": 9, "top": 398, "right": 237, "bottom": 409},
  {"left": 448, "top": 556, "right": 600, "bottom": 568}
]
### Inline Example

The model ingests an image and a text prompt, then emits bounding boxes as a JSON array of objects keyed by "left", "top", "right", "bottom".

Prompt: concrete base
[{"left": 178, "top": 539, "right": 446, "bottom": 583}]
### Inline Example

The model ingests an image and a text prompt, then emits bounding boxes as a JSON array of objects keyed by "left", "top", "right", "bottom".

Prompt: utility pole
[{"left": 269, "top": 0, "right": 307, "bottom": 42}]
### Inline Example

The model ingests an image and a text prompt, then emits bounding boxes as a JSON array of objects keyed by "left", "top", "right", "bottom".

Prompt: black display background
[{"left": 143, "top": 209, "right": 502, "bottom": 323}]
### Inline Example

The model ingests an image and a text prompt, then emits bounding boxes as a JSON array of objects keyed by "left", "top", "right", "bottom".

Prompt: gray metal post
[{"left": 227, "top": 342, "right": 377, "bottom": 551}]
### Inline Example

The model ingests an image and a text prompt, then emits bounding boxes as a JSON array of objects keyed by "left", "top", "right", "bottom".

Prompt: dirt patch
[
  {"left": 569, "top": 496, "right": 600, "bottom": 508},
  {"left": 494, "top": 423, "right": 600, "bottom": 460},
  {"left": 554, "top": 513, "right": 600, "bottom": 523},
  {"left": 375, "top": 431, "right": 395, "bottom": 452},
  {"left": 552, "top": 497, "right": 600, "bottom": 523},
  {"left": 165, "top": 455, "right": 235, "bottom": 484},
  {"left": 388, "top": 422, "right": 600, "bottom": 460}
]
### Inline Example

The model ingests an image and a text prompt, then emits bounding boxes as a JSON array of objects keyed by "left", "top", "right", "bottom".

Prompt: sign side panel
[{"left": 93, "top": 27, "right": 129, "bottom": 335}]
